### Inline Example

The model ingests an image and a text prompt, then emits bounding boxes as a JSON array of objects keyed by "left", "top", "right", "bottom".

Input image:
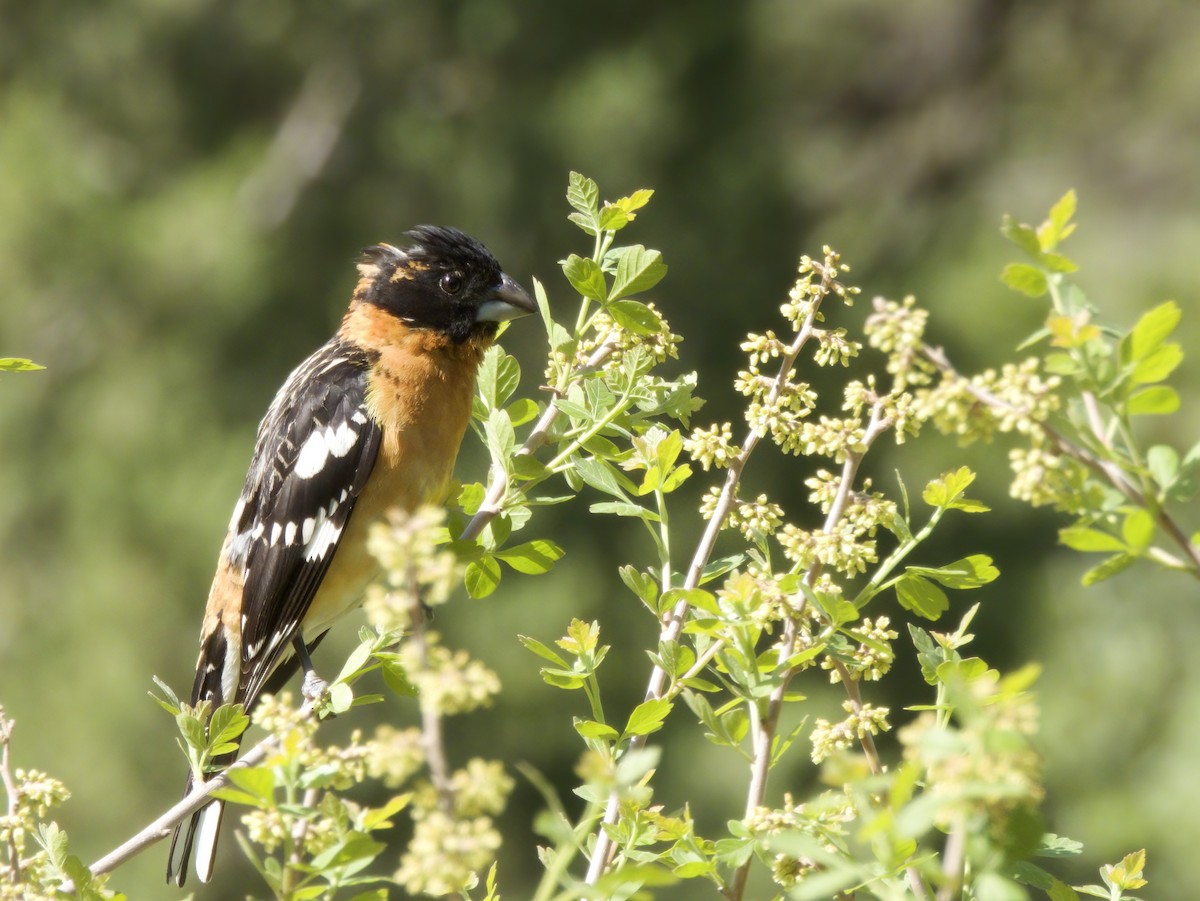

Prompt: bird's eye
[{"left": 440, "top": 272, "right": 464, "bottom": 295}]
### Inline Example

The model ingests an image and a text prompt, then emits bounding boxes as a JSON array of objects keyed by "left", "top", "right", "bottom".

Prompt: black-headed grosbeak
[{"left": 166, "top": 226, "right": 534, "bottom": 886}]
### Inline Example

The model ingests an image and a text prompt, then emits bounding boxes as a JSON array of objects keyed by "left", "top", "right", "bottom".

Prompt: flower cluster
[
  {"left": 810, "top": 701, "right": 891, "bottom": 764},
  {"left": 899, "top": 687, "right": 1044, "bottom": 825},
  {"left": 821, "top": 616, "right": 899, "bottom": 683},
  {"left": 565, "top": 302, "right": 681, "bottom": 379},
  {"left": 1008, "top": 444, "right": 1097, "bottom": 513},
  {"left": 743, "top": 792, "right": 855, "bottom": 890},
  {"left": 0, "top": 738, "right": 71, "bottom": 894},
  {"left": 366, "top": 724, "right": 426, "bottom": 788},
  {"left": 916, "top": 358, "right": 1061, "bottom": 446},
  {"left": 683, "top": 421, "right": 736, "bottom": 471},
  {"left": 365, "top": 506, "right": 463, "bottom": 632},
  {"left": 401, "top": 635, "right": 502, "bottom": 718},
  {"left": 780, "top": 247, "right": 859, "bottom": 328},
  {"left": 864, "top": 295, "right": 936, "bottom": 389},
  {"left": 813, "top": 326, "right": 861, "bottom": 368},
  {"left": 394, "top": 759, "right": 513, "bottom": 897}
]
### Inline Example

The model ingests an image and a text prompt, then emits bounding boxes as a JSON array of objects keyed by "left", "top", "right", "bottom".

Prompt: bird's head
[{"left": 351, "top": 226, "right": 535, "bottom": 343}]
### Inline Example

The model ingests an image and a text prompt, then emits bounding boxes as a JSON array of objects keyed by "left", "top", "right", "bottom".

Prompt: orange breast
[{"left": 301, "top": 323, "right": 487, "bottom": 636}]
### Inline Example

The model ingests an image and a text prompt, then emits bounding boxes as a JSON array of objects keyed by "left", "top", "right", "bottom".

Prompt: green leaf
[
  {"left": 0, "top": 357, "right": 44, "bottom": 372},
  {"left": 659, "top": 587, "right": 720, "bottom": 616},
  {"left": 336, "top": 639, "right": 375, "bottom": 684},
  {"left": 1037, "top": 833, "right": 1085, "bottom": 859},
  {"left": 699, "top": 553, "right": 745, "bottom": 585},
  {"left": 1047, "top": 879, "right": 1080, "bottom": 901},
  {"left": 1147, "top": 444, "right": 1179, "bottom": 490},
  {"left": 1041, "top": 252, "right": 1078, "bottom": 274},
  {"left": 573, "top": 457, "right": 630, "bottom": 498},
  {"left": 328, "top": 682, "right": 354, "bottom": 714},
  {"left": 894, "top": 574, "right": 949, "bottom": 621},
  {"left": 496, "top": 539, "right": 565, "bottom": 574},
  {"left": 1039, "top": 189, "right": 1077, "bottom": 250},
  {"left": 484, "top": 408, "right": 515, "bottom": 460},
  {"left": 208, "top": 704, "right": 250, "bottom": 749},
  {"left": 598, "top": 204, "right": 631, "bottom": 232},
  {"left": 177, "top": 712, "right": 206, "bottom": 751},
  {"left": 619, "top": 565, "right": 659, "bottom": 609},
  {"left": 607, "top": 299, "right": 663, "bottom": 335},
  {"left": 566, "top": 172, "right": 599, "bottom": 217},
  {"left": 624, "top": 698, "right": 673, "bottom": 737},
  {"left": 1058, "top": 526, "right": 1126, "bottom": 553},
  {"left": 226, "top": 766, "right": 276, "bottom": 802},
  {"left": 1000, "top": 215, "right": 1043, "bottom": 259},
  {"left": 574, "top": 719, "right": 619, "bottom": 742},
  {"left": 382, "top": 661, "right": 417, "bottom": 697},
  {"left": 936, "top": 657, "right": 989, "bottom": 683},
  {"left": 1081, "top": 552, "right": 1136, "bottom": 586},
  {"left": 361, "top": 794, "right": 411, "bottom": 831},
  {"left": 1121, "top": 509, "right": 1154, "bottom": 552},
  {"left": 590, "top": 501, "right": 659, "bottom": 520},
  {"left": 562, "top": 254, "right": 608, "bottom": 302},
  {"left": 1126, "top": 385, "right": 1180, "bottom": 415},
  {"left": 1131, "top": 342, "right": 1182, "bottom": 384},
  {"left": 1044, "top": 352, "right": 1082, "bottom": 376},
  {"left": 922, "top": 466, "right": 986, "bottom": 511},
  {"left": 909, "top": 555, "right": 999, "bottom": 589},
  {"left": 609, "top": 245, "right": 667, "bottom": 300},
  {"left": 518, "top": 634, "right": 569, "bottom": 667},
  {"left": 1129, "top": 300, "right": 1181, "bottom": 361},
  {"left": 465, "top": 555, "right": 502, "bottom": 598},
  {"left": 1001, "top": 263, "right": 1048, "bottom": 297},
  {"left": 507, "top": 397, "right": 540, "bottom": 427}
]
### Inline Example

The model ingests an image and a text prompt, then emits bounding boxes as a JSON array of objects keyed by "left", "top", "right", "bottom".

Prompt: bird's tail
[{"left": 166, "top": 769, "right": 228, "bottom": 886}]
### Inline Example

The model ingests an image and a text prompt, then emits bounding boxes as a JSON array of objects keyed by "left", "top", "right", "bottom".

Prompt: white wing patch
[{"left": 294, "top": 420, "right": 361, "bottom": 479}]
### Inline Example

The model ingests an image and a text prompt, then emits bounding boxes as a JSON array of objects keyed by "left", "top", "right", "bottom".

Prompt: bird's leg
[{"left": 292, "top": 637, "right": 328, "bottom": 702}]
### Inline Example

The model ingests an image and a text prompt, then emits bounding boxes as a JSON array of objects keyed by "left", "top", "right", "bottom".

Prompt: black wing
[{"left": 226, "top": 338, "right": 381, "bottom": 704}]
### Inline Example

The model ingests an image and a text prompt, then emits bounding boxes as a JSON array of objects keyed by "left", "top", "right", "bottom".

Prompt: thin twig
[
  {"left": 406, "top": 560, "right": 454, "bottom": 812},
  {"left": 936, "top": 813, "right": 967, "bottom": 901},
  {"left": 283, "top": 786, "right": 321, "bottom": 895},
  {"left": 1, "top": 708, "right": 22, "bottom": 885}
]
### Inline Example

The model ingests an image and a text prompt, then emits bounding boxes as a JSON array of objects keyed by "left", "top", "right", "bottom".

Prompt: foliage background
[{"left": 2, "top": 0, "right": 1198, "bottom": 896}]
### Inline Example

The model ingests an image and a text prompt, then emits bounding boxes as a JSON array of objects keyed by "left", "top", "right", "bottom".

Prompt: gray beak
[{"left": 475, "top": 272, "right": 537, "bottom": 322}]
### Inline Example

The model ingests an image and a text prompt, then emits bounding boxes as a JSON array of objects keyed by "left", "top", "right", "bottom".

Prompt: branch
[
  {"left": 406, "top": 561, "right": 454, "bottom": 812},
  {"left": 1, "top": 708, "right": 21, "bottom": 885},
  {"left": 83, "top": 701, "right": 317, "bottom": 883}
]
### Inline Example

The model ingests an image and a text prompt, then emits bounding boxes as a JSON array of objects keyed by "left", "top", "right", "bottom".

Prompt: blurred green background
[{"left": 3, "top": 0, "right": 1199, "bottom": 896}]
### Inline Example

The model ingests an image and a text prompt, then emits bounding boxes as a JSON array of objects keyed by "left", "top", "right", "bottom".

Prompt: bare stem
[
  {"left": 936, "top": 813, "right": 967, "bottom": 901},
  {"left": 1, "top": 708, "right": 21, "bottom": 885},
  {"left": 283, "top": 786, "right": 321, "bottom": 895},
  {"left": 406, "top": 561, "right": 453, "bottom": 812}
]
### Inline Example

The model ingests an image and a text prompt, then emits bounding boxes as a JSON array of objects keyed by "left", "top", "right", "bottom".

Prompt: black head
[{"left": 354, "top": 226, "right": 535, "bottom": 343}]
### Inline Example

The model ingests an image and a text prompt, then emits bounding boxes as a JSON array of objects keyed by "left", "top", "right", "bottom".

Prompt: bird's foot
[{"left": 301, "top": 669, "right": 329, "bottom": 704}]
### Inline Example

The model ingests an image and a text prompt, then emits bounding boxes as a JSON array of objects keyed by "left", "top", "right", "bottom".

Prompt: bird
[{"left": 166, "top": 225, "right": 535, "bottom": 886}]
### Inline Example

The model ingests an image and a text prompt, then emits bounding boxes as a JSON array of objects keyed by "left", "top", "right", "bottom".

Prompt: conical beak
[{"left": 475, "top": 273, "right": 537, "bottom": 322}]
